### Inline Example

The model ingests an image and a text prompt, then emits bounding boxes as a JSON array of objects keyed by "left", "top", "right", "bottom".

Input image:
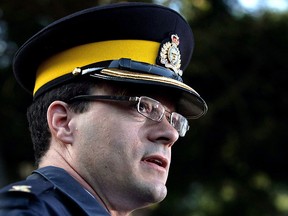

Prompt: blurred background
[{"left": 0, "top": 0, "right": 287, "bottom": 215}]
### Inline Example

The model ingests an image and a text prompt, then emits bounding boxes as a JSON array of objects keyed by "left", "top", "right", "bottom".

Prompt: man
[{"left": 0, "top": 2, "right": 207, "bottom": 216}]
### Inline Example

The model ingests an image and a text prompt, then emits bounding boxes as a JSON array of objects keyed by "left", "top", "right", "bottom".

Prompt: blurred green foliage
[{"left": 0, "top": 0, "right": 287, "bottom": 215}]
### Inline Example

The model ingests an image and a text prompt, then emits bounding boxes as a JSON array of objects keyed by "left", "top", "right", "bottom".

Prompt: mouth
[{"left": 142, "top": 155, "right": 168, "bottom": 170}]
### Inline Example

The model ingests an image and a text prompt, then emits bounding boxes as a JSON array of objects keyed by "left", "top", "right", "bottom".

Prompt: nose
[{"left": 147, "top": 116, "right": 179, "bottom": 147}]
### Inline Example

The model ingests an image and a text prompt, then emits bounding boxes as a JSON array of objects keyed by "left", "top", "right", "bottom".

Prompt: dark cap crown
[{"left": 13, "top": 2, "right": 207, "bottom": 118}]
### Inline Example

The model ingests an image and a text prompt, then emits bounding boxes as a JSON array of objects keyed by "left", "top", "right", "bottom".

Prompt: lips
[{"left": 142, "top": 155, "right": 168, "bottom": 169}]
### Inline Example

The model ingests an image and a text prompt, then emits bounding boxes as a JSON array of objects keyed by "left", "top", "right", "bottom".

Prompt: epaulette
[{"left": 0, "top": 178, "right": 54, "bottom": 210}]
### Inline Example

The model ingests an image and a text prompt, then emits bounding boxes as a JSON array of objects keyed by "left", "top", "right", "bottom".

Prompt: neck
[{"left": 38, "top": 148, "right": 132, "bottom": 216}]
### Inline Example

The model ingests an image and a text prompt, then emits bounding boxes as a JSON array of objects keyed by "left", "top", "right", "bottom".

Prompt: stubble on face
[
  {"left": 70, "top": 83, "right": 180, "bottom": 212},
  {"left": 73, "top": 100, "right": 170, "bottom": 211}
]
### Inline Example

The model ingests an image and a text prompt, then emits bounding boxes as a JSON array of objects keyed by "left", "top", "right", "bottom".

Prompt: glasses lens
[
  {"left": 137, "top": 97, "right": 164, "bottom": 121},
  {"left": 170, "top": 112, "right": 189, "bottom": 137},
  {"left": 137, "top": 96, "right": 189, "bottom": 137}
]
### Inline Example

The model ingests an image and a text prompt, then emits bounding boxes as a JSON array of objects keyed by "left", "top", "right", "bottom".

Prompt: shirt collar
[{"left": 33, "top": 166, "right": 110, "bottom": 216}]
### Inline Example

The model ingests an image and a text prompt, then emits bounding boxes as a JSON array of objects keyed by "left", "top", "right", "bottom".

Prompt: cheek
[
  {"left": 75, "top": 107, "right": 147, "bottom": 164},
  {"left": 82, "top": 117, "right": 141, "bottom": 160},
  {"left": 105, "top": 125, "right": 148, "bottom": 175}
]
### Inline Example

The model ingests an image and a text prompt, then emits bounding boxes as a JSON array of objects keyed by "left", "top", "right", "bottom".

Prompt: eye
[
  {"left": 138, "top": 101, "right": 152, "bottom": 114},
  {"left": 137, "top": 97, "right": 165, "bottom": 121}
]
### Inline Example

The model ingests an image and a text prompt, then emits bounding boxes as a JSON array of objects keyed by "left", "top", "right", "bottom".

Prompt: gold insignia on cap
[
  {"left": 9, "top": 185, "right": 32, "bottom": 193},
  {"left": 159, "top": 34, "right": 182, "bottom": 76}
]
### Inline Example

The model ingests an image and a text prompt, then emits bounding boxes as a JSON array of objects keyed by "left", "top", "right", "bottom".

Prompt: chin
[
  {"left": 144, "top": 182, "right": 168, "bottom": 204},
  {"left": 140, "top": 190, "right": 167, "bottom": 212}
]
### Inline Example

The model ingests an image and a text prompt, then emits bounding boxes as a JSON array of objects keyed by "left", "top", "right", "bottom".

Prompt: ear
[{"left": 47, "top": 101, "right": 75, "bottom": 145}]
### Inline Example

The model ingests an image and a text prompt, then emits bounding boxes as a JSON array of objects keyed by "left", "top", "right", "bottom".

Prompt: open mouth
[{"left": 143, "top": 155, "right": 168, "bottom": 169}]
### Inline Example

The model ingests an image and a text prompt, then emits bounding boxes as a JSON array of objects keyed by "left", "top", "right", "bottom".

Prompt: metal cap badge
[{"left": 159, "top": 34, "right": 183, "bottom": 76}]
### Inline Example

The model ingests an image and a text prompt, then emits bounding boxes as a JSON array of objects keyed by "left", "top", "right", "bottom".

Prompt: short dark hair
[
  {"left": 27, "top": 79, "right": 132, "bottom": 166},
  {"left": 27, "top": 79, "right": 98, "bottom": 166}
]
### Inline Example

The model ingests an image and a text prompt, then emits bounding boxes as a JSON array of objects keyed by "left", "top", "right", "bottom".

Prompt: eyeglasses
[{"left": 69, "top": 95, "right": 190, "bottom": 137}]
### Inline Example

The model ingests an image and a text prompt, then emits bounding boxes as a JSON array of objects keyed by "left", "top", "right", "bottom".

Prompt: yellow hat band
[{"left": 34, "top": 40, "right": 161, "bottom": 95}]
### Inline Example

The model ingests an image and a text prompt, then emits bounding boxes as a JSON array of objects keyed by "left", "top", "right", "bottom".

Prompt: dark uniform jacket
[{"left": 0, "top": 166, "right": 111, "bottom": 215}]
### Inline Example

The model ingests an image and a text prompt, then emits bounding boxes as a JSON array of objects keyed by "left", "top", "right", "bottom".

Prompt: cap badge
[{"left": 159, "top": 34, "right": 182, "bottom": 76}]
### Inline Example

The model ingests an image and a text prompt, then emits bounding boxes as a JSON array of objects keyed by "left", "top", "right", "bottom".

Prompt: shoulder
[
  {"left": 0, "top": 178, "right": 55, "bottom": 215},
  {"left": 0, "top": 176, "right": 54, "bottom": 194},
  {"left": 0, "top": 175, "right": 92, "bottom": 216}
]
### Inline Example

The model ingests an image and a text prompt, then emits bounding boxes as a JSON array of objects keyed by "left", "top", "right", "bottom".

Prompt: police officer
[{"left": 0, "top": 2, "right": 207, "bottom": 216}]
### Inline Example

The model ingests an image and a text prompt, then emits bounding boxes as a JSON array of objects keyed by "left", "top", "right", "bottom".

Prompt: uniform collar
[{"left": 32, "top": 166, "right": 110, "bottom": 216}]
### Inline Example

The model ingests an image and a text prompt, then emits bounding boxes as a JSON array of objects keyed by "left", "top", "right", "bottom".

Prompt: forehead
[
  {"left": 136, "top": 88, "right": 178, "bottom": 107},
  {"left": 92, "top": 80, "right": 177, "bottom": 94},
  {"left": 96, "top": 81, "right": 180, "bottom": 109}
]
